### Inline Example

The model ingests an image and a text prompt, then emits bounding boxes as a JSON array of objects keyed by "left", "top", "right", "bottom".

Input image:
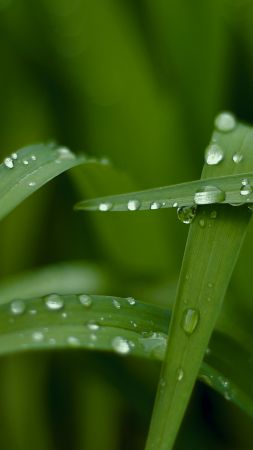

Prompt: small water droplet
[
  {"left": 172, "top": 202, "right": 178, "bottom": 208},
  {"left": 29, "top": 309, "right": 37, "bottom": 315},
  {"left": 205, "top": 144, "right": 224, "bottom": 165},
  {"left": 194, "top": 185, "right": 225, "bottom": 205},
  {"left": 31, "top": 155, "right": 36, "bottom": 161},
  {"left": 215, "top": 112, "right": 236, "bottom": 132},
  {"left": 198, "top": 218, "right": 206, "bottom": 228},
  {"left": 28, "top": 181, "right": 36, "bottom": 187},
  {"left": 127, "top": 199, "right": 141, "bottom": 211},
  {"left": 177, "top": 205, "right": 197, "bottom": 224},
  {"left": 45, "top": 294, "right": 64, "bottom": 311},
  {"left": 99, "top": 202, "right": 112, "bottom": 211},
  {"left": 67, "top": 336, "right": 80, "bottom": 346},
  {"left": 232, "top": 153, "right": 243, "bottom": 164},
  {"left": 62, "top": 312, "right": 68, "bottom": 319},
  {"left": 23, "top": 160, "right": 29, "bottom": 165},
  {"left": 32, "top": 331, "right": 44, "bottom": 342},
  {"left": 181, "top": 308, "right": 199, "bottom": 335},
  {"left": 210, "top": 210, "right": 217, "bottom": 219},
  {"left": 177, "top": 367, "right": 184, "bottom": 381},
  {"left": 240, "top": 180, "right": 252, "bottom": 196},
  {"left": 127, "top": 297, "right": 136, "bottom": 305},
  {"left": 112, "top": 299, "right": 121, "bottom": 309},
  {"left": 56, "top": 146, "right": 75, "bottom": 160},
  {"left": 87, "top": 321, "right": 99, "bottom": 331},
  {"left": 4, "top": 157, "right": 14, "bottom": 169},
  {"left": 11, "top": 153, "right": 18, "bottom": 160},
  {"left": 79, "top": 294, "right": 92, "bottom": 308},
  {"left": 112, "top": 336, "right": 131, "bottom": 355},
  {"left": 10, "top": 299, "right": 26, "bottom": 315},
  {"left": 150, "top": 201, "right": 162, "bottom": 210}
]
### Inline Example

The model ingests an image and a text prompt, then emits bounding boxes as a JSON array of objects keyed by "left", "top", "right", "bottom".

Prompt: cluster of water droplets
[{"left": 3, "top": 152, "right": 38, "bottom": 170}]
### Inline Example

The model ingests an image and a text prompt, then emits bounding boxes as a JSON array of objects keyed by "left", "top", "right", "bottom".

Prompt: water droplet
[
  {"left": 205, "top": 144, "right": 224, "bottom": 165},
  {"left": 172, "top": 202, "right": 178, "bottom": 208},
  {"left": 181, "top": 308, "right": 199, "bottom": 335},
  {"left": 127, "top": 199, "right": 141, "bottom": 211},
  {"left": 67, "top": 336, "right": 80, "bottom": 346},
  {"left": 150, "top": 201, "right": 162, "bottom": 210},
  {"left": 56, "top": 146, "right": 75, "bottom": 160},
  {"left": 215, "top": 112, "right": 236, "bottom": 132},
  {"left": 11, "top": 153, "right": 18, "bottom": 160},
  {"left": 31, "top": 155, "right": 36, "bottom": 161},
  {"left": 99, "top": 202, "right": 112, "bottom": 211},
  {"left": 112, "top": 336, "right": 131, "bottom": 355},
  {"left": 194, "top": 185, "right": 225, "bottom": 205},
  {"left": 32, "top": 331, "right": 44, "bottom": 342},
  {"left": 61, "top": 312, "right": 68, "bottom": 319},
  {"left": 28, "top": 181, "right": 36, "bottom": 187},
  {"left": 79, "top": 294, "right": 92, "bottom": 308},
  {"left": 23, "top": 160, "right": 29, "bottom": 165},
  {"left": 127, "top": 297, "right": 136, "bottom": 305},
  {"left": 10, "top": 299, "right": 26, "bottom": 315},
  {"left": 45, "top": 294, "right": 64, "bottom": 311},
  {"left": 87, "top": 321, "right": 99, "bottom": 331},
  {"left": 177, "top": 205, "right": 197, "bottom": 224},
  {"left": 240, "top": 180, "right": 252, "bottom": 196},
  {"left": 198, "top": 218, "right": 206, "bottom": 228},
  {"left": 4, "top": 157, "right": 14, "bottom": 169},
  {"left": 112, "top": 299, "right": 121, "bottom": 309},
  {"left": 232, "top": 153, "right": 243, "bottom": 164},
  {"left": 210, "top": 210, "right": 217, "bottom": 219},
  {"left": 177, "top": 367, "right": 184, "bottom": 381}
]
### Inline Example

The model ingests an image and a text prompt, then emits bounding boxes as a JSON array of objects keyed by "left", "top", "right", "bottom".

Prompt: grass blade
[{"left": 0, "top": 143, "right": 86, "bottom": 221}]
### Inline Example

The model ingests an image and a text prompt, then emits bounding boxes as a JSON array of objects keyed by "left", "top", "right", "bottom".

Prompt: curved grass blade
[
  {"left": 0, "top": 293, "right": 252, "bottom": 418},
  {"left": 0, "top": 143, "right": 86, "bottom": 221},
  {"left": 145, "top": 115, "right": 253, "bottom": 450}
]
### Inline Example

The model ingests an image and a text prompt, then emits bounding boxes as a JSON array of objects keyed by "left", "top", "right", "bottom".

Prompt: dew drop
[
  {"left": 232, "top": 153, "right": 243, "bottom": 164},
  {"left": 23, "top": 160, "right": 29, "bottom": 165},
  {"left": 99, "top": 202, "right": 112, "bottom": 211},
  {"left": 177, "top": 367, "right": 184, "bottom": 381},
  {"left": 215, "top": 112, "right": 236, "bottom": 132},
  {"left": 4, "top": 157, "right": 14, "bottom": 169},
  {"left": 67, "top": 336, "right": 80, "bottom": 346},
  {"left": 127, "top": 199, "right": 141, "bottom": 211},
  {"left": 150, "top": 201, "right": 162, "bottom": 210},
  {"left": 45, "top": 294, "right": 64, "bottom": 311},
  {"left": 127, "top": 297, "right": 136, "bottom": 306},
  {"left": 112, "top": 336, "right": 131, "bottom": 355},
  {"left": 56, "top": 146, "right": 75, "bottom": 160},
  {"left": 198, "top": 218, "right": 206, "bottom": 228},
  {"left": 31, "top": 155, "right": 36, "bottom": 161},
  {"left": 194, "top": 185, "right": 225, "bottom": 205},
  {"left": 11, "top": 153, "right": 18, "bottom": 160},
  {"left": 240, "top": 180, "right": 252, "bottom": 196},
  {"left": 79, "top": 294, "right": 92, "bottom": 308},
  {"left": 177, "top": 205, "right": 197, "bottom": 224},
  {"left": 87, "top": 321, "right": 99, "bottom": 331},
  {"left": 10, "top": 299, "right": 26, "bottom": 315},
  {"left": 181, "top": 308, "right": 199, "bottom": 335},
  {"left": 112, "top": 299, "right": 121, "bottom": 309},
  {"left": 205, "top": 144, "right": 224, "bottom": 165},
  {"left": 28, "top": 181, "right": 36, "bottom": 187},
  {"left": 172, "top": 202, "right": 178, "bottom": 208},
  {"left": 32, "top": 331, "right": 44, "bottom": 342}
]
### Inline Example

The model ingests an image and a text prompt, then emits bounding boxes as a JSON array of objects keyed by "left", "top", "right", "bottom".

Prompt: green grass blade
[
  {"left": 145, "top": 115, "right": 253, "bottom": 450},
  {"left": 0, "top": 293, "right": 252, "bottom": 418},
  {"left": 0, "top": 143, "right": 86, "bottom": 221}
]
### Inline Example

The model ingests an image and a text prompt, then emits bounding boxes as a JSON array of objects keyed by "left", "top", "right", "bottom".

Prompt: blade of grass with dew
[
  {"left": 0, "top": 293, "right": 252, "bottom": 417},
  {"left": 145, "top": 114, "right": 253, "bottom": 450},
  {"left": 0, "top": 143, "right": 89, "bottom": 221}
]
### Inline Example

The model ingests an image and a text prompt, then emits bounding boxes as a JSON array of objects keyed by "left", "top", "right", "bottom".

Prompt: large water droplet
[
  {"left": 205, "top": 144, "right": 224, "bottom": 165},
  {"left": 181, "top": 308, "right": 199, "bottom": 335},
  {"left": 45, "top": 294, "right": 64, "bottom": 311},
  {"left": 194, "top": 185, "right": 225, "bottom": 205},
  {"left": 79, "top": 294, "right": 92, "bottom": 308},
  {"left": 10, "top": 299, "right": 26, "bottom": 315},
  {"left": 177, "top": 205, "right": 197, "bottom": 224},
  {"left": 4, "top": 157, "right": 14, "bottom": 169},
  {"left": 112, "top": 336, "right": 131, "bottom": 355},
  {"left": 99, "top": 202, "right": 112, "bottom": 211},
  {"left": 215, "top": 112, "right": 236, "bottom": 132},
  {"left": 127, "top": 199, "right": 141, "bottom": 211}
]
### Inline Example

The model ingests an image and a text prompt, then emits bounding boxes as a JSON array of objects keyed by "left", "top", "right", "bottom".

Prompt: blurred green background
[{"left": 0, "top": 0, "right": 253, "bottom": 449}]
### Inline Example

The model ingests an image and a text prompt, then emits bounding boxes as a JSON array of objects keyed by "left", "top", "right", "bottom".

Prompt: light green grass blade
[
  {"left": 75, "top": 121, "right": 253, "bottom": 212},
  {"left": 0, "top": 293, "right": 252, "bottom": 418},
  {"left": 0, "top": 143, "right": 86, "bottom": 221},
  {"left": 145, "top": 115, "right": 253, "bottom": 450}
]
